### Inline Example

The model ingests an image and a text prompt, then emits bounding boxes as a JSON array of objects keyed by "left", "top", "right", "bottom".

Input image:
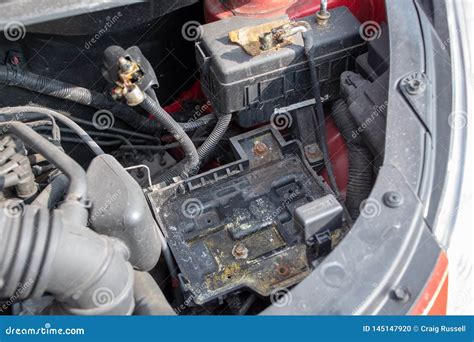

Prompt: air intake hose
[
  {"left": 0, "top": 206, "right": 135, "bottom": 315},
  {"left": 0, "top": 122, "right": 135, "bottom": 315}
]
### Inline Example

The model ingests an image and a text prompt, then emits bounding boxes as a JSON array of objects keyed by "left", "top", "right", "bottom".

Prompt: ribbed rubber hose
[
  {"left": 194, "top": 113, "right": 231, "bottom": 164},
  {"left": 139, "top": 96, "right": 200, "bottom": 178},
  {"left": 0, "top": 65, "right": 212, "bottom": 134},
  {"left": 32, "top": 173, "right": 69, "bottom": 209},
  {"left": 0, "top": 205, "right": 135, "bottom": 315},
  {"left": 179, "top": 113, "right": 216, "bottom": 132},
  {"left": 158, "top": 113, "right": 232, "bottom": 184},
  {"left": 0, "top": 65, "right": 158, "bottom": 133},
  {"left": 0, "top": 122, "right": 135, "bottom": 315},
  {"left": 331, "top": 99, "right": 374, "bottom": 219}
]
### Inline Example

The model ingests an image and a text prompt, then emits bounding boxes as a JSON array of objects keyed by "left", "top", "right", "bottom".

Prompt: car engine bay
[{"left": 0, "top": 0, "right": 391, "bottom": 315}]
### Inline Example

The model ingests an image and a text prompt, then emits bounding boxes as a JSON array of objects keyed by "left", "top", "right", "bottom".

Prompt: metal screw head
[
  {"left": 277, "top": 265, "right": 290, "bottom": 276},
  {"left": 391, "top": 286, "right": 410, "bottom": 303},
  {"left": 253, "top": 141, "right": 268, "bottom": 158},
  {"left": 383, "top": 191, "right": 403, "bottom": 208},
  {"left": 118, "top": 56, "right": 133, "bottom": 72},
  {"left": 232, "top": 243, "right": 248, "bottom": 259},
  {"left": 406, "top": 78, "right": 425, "bottom": 95},
  {"left": 316, "top": 11, "right": 331, "bottom": 26},
  {"left": 10, "top": 55, "right": 21, "bottom": 65},
  {"left": 304, "top": 144, "right": 323, "bottom": 162}
]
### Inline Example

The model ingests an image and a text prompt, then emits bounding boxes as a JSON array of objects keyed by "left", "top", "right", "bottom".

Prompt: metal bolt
[
  {"left": 10, "top": 55, "right": 21, "bottom": 65},
  {"left": 305, "top": 144, "right": 317, "bottom": 155},
  {"left": 118, "top": 56, "right": 133, "bottom": 72},
  {"left": 316, "top": 0, "right": 331, "bottom": 26},
  {"left": 405, "top": 78, "right": 425, "bottom": 95},
  {"left": 253, "top": 141, "right": 268, "bottom": 158},
  {"left": 392, "top": 286, "right": 410, "bottom": 303},
  {"left": 383, "top": 191, "right": 403, "bottom": 208},
  {"left": 320, "top": 0, "right": 328, "bottom": 12},
  {"left": 232, "top": 243, "right": 248, "bottom": 259},
  {"left": 277, "top": 265, "right": 290, "bottom": 276},
  {"left": 124, "top": 84, "right": 145, "bottom": 106},
  {"left": 305, "top": 144, "right": 322, "bottom": 162}
]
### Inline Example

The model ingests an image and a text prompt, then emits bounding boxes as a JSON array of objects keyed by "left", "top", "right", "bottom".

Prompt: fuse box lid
[{"left": 198, "top": 6, "right": 364, "bottom": 85}]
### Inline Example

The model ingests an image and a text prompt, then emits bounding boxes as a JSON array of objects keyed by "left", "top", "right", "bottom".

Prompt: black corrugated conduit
[
  {"left": 0, "top": 65, "right": 213, "bottom": 134},
  {"left": 330, "top": 99, "right": 374, "bottom": 219},
  {"left": 158, "top": 113, "right": 232, "bottom": 184},
  {"left": 140, "top": 95, "right": 200, "bottom": 179}
]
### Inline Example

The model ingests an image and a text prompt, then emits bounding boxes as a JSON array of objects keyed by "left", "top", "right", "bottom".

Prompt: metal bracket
[{"left": 399, "top": 72, "right": 432, "bottom": 134}]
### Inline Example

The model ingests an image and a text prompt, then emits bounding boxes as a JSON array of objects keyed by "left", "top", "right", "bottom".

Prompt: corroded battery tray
[{"left": 148, "top": 126, "right": 332, "bottom": 304}]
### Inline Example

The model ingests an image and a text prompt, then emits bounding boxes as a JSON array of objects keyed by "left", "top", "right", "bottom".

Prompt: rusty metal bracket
[{"left": 228, "top": 19, "right": 311, "bottom": 56}]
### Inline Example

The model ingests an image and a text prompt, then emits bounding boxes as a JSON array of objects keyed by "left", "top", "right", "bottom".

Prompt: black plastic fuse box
[{"left": 196, "top": 6, "right": 366, "bottom": 127}]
